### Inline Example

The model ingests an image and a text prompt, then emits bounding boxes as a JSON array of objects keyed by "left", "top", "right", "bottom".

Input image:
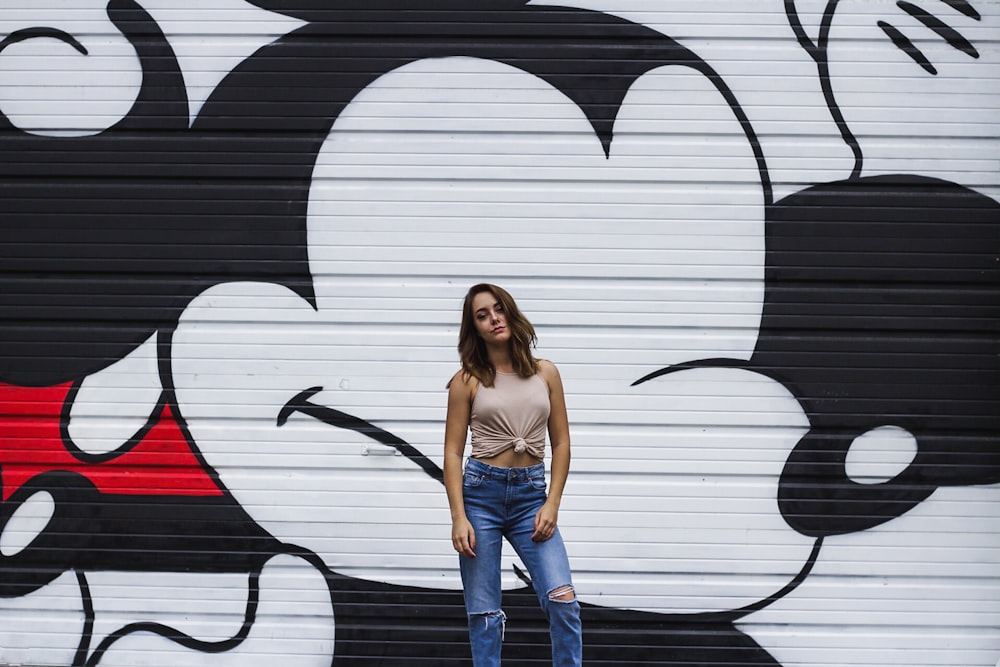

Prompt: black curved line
[
  {"left": 60, "top": 379, "right": 166, "bottom": 465},
  {"left": 631, "top": 358, "right": 756, "bottom": 387},
  {"left": 246, "top": 0, "right": 531, "bottom": 21},
  {"left": 153, "top": 327, "right": 236, "bottom": 501},
  {"left": 897, "top": 1, "right": 979, "bottom": 58},
  {"left": 85, "top": 566, "right": 263, "bottom": 666},
  {"left": 504, "top": 535, "right": 823, "bottom": 621},
  {"left": 553, "top": 6, "right": 772, "bottom": 202},
  {"left": 785, "top": 0, "right": 821, "bottom": 59},
  {"left": 0, "top": 27, "right": 88, "bottom": 55},
  {"left": 683, "top": 59, "right": 773, "bottom": 207},
  {"left": 74, "top": 570, "right": 96, "bottom": 667},
  {"left": 198, "top": 4, "right": 773, "bottom": 206},
  {"left": 728, "top": 537, "right": 824, "bottom": 620},
  {"left": 878, "top": 20, "right": 937, "bottom": 74},
  {"left": 278, "top": 387, "right": 445, "bottom": 485},
  {"left": 271, "top": 543, "right": 337, "bottom": 667},
  {"left": 940, "top": 0, "right": 981, "bottom": 21},
  {"left": 817, "top": 0, "right": 864, "bottom": 178},
  {"left": 156, "top": 327, "right": 179, "bottom": 411}
]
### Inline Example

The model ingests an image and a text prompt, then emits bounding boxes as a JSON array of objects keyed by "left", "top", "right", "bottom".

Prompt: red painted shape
[{"left": 0, "top": 383, "right": 222, "bottom": 500}]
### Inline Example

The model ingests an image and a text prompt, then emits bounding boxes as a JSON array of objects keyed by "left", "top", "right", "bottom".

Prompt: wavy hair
[{"left": 456, "top": 283, "right": 539, "bottom": 387}]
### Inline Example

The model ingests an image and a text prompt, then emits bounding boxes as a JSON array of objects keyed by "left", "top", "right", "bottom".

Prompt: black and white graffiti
[{"left": 0, "top": 1, "right": 996, "bottom": 665}]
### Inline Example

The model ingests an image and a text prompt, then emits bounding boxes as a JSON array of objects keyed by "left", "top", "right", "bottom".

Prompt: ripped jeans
[{"left": 460, "top": 457, "right": 583, "bottom": 667}]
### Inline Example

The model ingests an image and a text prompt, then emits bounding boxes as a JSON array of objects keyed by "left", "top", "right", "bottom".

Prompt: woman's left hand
[{"left": 532, "top": 501, "right": 559, "bottom": 542}]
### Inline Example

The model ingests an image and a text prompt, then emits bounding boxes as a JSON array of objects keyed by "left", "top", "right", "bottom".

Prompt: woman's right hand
[{"left": 452, "top": 516, "right": 476, "bottom": 558}]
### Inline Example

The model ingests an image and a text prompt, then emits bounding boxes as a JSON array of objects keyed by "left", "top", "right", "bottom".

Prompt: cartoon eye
[
  {"left": 877, "top": 0, "right": 981, "bottom": 75},
  {"left": 0, "top": 16, "right": 141, "bottom": 137}
]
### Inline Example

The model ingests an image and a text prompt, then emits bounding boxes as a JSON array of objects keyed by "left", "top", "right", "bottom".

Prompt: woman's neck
[{"left": 487, "top": 345, "right": 514, "bottom": 374}]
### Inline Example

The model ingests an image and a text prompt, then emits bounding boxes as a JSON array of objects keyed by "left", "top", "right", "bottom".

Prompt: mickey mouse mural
[{"left": 0, "top": 1, "right": 996, "bottom": 666}]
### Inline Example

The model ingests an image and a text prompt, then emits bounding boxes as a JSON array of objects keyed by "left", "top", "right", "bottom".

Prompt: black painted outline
[
  {"left": 787, "top": 0, "right": 985, "bottom": 176},
  {"left": 0, "top": 27, "right": 87, "bottom": 55},
  {"left": 277, "top": 386, "right": 444, "bottom": 484}
]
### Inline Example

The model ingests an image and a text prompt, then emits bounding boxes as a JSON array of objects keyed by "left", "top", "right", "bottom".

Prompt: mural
[{"left": 0, "top": 1, "right": 997, "bottom": 665}]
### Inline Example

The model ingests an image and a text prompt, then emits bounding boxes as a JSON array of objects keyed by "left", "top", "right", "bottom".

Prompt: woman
[{"left": 444, "top": 283, "right": 582, "bottom": 667}]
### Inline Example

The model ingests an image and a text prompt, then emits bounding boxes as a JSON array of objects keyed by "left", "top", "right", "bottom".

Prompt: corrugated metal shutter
[{"left": 0, "top": 2, "right": 997, "bottom": 666}]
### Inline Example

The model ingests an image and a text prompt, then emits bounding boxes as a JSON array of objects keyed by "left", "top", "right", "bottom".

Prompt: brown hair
[{"left": 456, "top": 283, "right": 539, "bottom": 387}]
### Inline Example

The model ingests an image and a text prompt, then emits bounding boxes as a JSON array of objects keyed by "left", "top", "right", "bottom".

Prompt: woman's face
[{"left": 471, "top": 291, "right": 509, "bottom": 347}]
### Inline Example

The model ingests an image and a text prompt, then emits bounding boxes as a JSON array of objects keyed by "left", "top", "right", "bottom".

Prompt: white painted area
[
  {"left": 563, "top": 367, "right": 814, "bottom": 614},
  {"left": 310, "top": 57, "right": 765, "bottom": 365},
  {"left": 173, "top": 280, "right": 468, "bottom": 590},
  {"left": 0, "top": 569, "right": 83, "bottom": 667},
  {"left": 172, "top": 56, "right": 770, "bottom": 599},
  {"left": 0, "top": 1, "right": 302, "bottom": 132},
  {"left": 537, "top": 0, "right": 858, "bottom": 201},
  {"left": 89, "top": 554, "right": 334, "bottom": 667},
  {"left": 0, "top": 491, "right": 55, "bottom": 557},
  {"left": 86, "top": 568, "right": 257, "bottom": 645},
  {"left": 68, "top": 333, "right": 162, "bottom": 456},
  {"left": 0, "top": 2, "right": 142, "bottom": 135},
  {"left": 825, "top": 0, "right": 1000, "bottom": 199},
  {"left": 742, "top": 483, "right": 1000, "bottom": 667},
  {"left": 845, "top": 426, "right": 919, "bottom": 485}
]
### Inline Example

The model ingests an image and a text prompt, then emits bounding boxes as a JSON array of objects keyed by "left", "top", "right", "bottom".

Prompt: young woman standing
[{"left": 444, "top": 283, "right": 582, "bottom": 667}]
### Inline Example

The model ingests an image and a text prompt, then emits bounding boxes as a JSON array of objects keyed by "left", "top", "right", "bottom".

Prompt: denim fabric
[{"left": 460, "top": 457, "right": 583, "bottom": 667}]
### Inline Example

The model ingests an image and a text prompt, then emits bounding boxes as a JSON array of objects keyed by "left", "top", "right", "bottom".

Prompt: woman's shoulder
[
  {"left": 449, "top": 368, "right": 476, "bottom": 388},
  {"left": 448, "top": 368, "right": 481, "bottom": 401},
  {"left": 534, "top": 359, "right": 562, "bottom": 385},
  {"left": 535, "top": 358, "right": 559, "bottom": 373}
]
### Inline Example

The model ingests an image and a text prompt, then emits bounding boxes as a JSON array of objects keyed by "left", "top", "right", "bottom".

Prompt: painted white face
[
  {"left": 172, "top": 56, "right": 789, "bottom": 605},
  {"left": 169, "top": 53, "right": 1000, "bottom": 667}
]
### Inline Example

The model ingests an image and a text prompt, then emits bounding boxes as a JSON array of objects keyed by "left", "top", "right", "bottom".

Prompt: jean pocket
[
  {"left": 463, "top": 472, "right": 485, "bottom": 488},
  {"left": 528, "top": 475, "right": 546, "bottom": 491}
]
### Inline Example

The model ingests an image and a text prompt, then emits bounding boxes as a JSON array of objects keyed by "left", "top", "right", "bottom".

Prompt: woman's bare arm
[
  {"left": 534, "top": 359, "right": 570, "bottom": 541},
  {"left": 444, "top": 371, "right": 476, "bottom": 557}
]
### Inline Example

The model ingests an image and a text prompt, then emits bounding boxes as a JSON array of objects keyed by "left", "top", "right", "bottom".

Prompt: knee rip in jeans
[
  {"left": 470, "top": 609, "right": 507, "bottom": 638},
  {"left": 548, "top": 585, "right": 576, "bottom": 603}
]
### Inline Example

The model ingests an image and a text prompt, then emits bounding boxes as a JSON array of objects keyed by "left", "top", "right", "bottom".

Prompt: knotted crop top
[{"left": 470, "top": 371, "right": 550, "bottom": 460}]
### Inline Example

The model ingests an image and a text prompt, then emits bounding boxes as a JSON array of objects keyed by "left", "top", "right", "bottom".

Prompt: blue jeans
[{"left": 460, "top": 457, "right": 583, "bottom": 667}]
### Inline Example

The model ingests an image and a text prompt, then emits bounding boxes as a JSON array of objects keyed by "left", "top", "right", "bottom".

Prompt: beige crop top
[{"left": 470, "top": 372, "right": 550, "bottom": 460}]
